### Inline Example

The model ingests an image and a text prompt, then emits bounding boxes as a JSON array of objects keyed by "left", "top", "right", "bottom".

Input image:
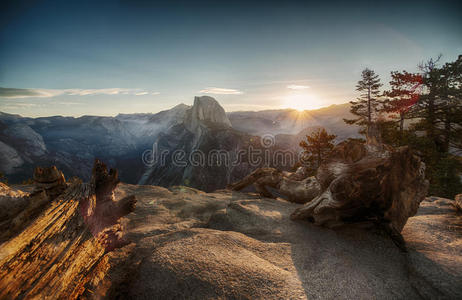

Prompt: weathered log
[
  {"left": 291, "top": 140, "right": 429, "bottom": 244},
  {"left": 81, "top": 159, "right": 137, "bottom": 251},
  {"left": 0, "top": 166, "right": 68, "bottom": 243},
  {"left": 227, "top": 167, "right": 321, "bottom": 204},
  {"left": 229, "top": 130, "right": 429, "bottom": 251},
  {"left": 0, "top": 159, "right": 136, "bottom": 299}
]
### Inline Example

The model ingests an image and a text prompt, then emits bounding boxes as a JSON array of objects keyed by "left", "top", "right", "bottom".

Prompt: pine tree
[
  {"left": 343, "top": 56, "right": 462, "bottom": 198},
  {"left": 409, "top": 55, "right": 462, "bottom": 198},
  {"left": 383, "top": 71, "right": 423, "bottom": 140},
  {"left": 439, "top": 55, "right": 462, "bottom": 153},
  {"left": 411, "top": 55, "right": 462, "bottom": 154},
  {"left": 344, "top": 68, "right": 383, "bottom": 133},
  {"left": 299, "top": 128, "right": 337, "bottom": 169}
]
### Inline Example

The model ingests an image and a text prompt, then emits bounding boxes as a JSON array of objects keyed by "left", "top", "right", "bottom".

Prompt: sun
[{"left": 282, "top": 92, "right": 324, "bottom": 111}]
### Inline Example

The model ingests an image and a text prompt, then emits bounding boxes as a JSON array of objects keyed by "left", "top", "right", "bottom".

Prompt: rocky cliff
[{"left": 185, "top": 96, "right": 232, "bottom": 138}]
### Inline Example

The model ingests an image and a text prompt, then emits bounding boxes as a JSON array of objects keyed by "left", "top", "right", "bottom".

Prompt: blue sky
[{"left": 0, "top": 0, "right": 461, "bottom": 117}]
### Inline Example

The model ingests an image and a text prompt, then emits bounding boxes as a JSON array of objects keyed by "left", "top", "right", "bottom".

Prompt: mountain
[
  {"left": 185, "top": 96, "right": 232, "bottom": 137},
  {"left": 138, "top": 96, "right": 262, "bottom": 191},
  {"left": 228, "top": 103, "right": 361, "bottom": 141},
  {"left": 0, "top": 98, "right": 360, "bottom": 190}
]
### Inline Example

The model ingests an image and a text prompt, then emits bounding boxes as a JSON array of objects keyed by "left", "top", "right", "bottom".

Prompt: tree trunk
[
  {"left": 227, "top": 167, "right": 321, "bottom": 204},
  {"left": 443, "top": 110, "right": 451, "bottom": 153},
  {"left": 368, "top": 87, "right": 372, "bottom": 124},
  {"left": 317, "top": 148, "right": 322, "bottom": 169},
  {"left": 399, "top": 113, "right": 405, "bottom": 145},
  {"left": 0, "top": 160, "right": 136, "bottom": 299},
  {"left": 291, "top": 141, "right": 429, "bottom": 237}
]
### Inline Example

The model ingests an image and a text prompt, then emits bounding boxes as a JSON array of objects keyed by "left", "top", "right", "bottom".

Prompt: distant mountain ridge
[
  {"left": 227, "top": 103, "right": 359, "bottom": 141},
  {"left": 0, "top": 98, "right": 359, "bottom": 190}
]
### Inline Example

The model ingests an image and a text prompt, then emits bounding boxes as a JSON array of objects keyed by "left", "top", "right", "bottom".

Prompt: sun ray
[{"left": 282, "top": 91, "right": 324, "bottom": 111}]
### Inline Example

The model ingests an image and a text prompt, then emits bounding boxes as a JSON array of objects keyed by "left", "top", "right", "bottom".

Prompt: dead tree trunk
[
  {"left": 0, "top": 159, "right": 136, "bottom": 299},
  {"left": 290, "top": 141, "right": 429, "bottom": 250},
  {"left": 227, "top": 167, "right": 321, "bottom": 204}
]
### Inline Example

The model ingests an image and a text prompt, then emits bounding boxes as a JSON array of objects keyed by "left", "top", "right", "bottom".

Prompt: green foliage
[
  {"left": 344, "top": 68, "right": 383, "bottom": 132},
  {"left": 343, "top": 55, "right": 462, "bottom": 198},
  {"left": 382, "top": 70, "right": 423, "bottom": 144},
  {"left": 429, "top": 155, "right": 462, "bottom": 199},
  {"left": 376, "top": 55, "right": 462, "bottom": 198},
  {"left": 299, "top": 128, "right": 337, "bottom": 170}
]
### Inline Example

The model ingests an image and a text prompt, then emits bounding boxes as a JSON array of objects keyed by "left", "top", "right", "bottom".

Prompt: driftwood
[{"left": 0, "top": 159, "right": 136, "bottom": 299}]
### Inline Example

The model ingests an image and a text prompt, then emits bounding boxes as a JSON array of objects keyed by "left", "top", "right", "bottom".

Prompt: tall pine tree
[
  {"left": 407, "top": 55, "right": 462, "bottom": 198},
  {"left": 344, "top": 68, "right": 383, "bottom": 133}
]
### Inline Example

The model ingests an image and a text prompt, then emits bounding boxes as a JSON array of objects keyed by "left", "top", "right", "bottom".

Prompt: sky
[{"left": 0, "top": 0, "right": 461, "bottom": 117}]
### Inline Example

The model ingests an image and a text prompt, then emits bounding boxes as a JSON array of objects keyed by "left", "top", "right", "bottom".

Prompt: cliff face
[
  {"left": 185, "top": 96, "right": 232, "bottom": 137},
  {"left": 138, "top": 96, "right": 262, "bottom": 192},
  {"left": 1, "top": 180, "right": 461, "bottom": 299}
]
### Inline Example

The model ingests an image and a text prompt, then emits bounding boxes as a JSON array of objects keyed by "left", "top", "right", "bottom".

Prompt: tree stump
[{"left": 0, "top": 159, "right": 136, "bottom": 299}]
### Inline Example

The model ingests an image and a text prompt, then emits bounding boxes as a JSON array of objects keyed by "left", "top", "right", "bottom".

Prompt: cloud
[
  {"left": 287, "top": 84, "right": 310, "bottom": 90},
  {"left": 0, "top": 87, "right": 157, "bottom": 98},
  {"left": 55, "top": 102, "right": 83, "bottom": 105},
  {"left": 199, "top": 87, "right": 243, "bottom": 95},
  {"left": 0, "top": 87, "right": 62, "bottom": 98}
]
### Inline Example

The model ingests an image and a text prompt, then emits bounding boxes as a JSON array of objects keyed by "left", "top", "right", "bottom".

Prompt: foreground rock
[
  {"left": 0, "top": 173, "right": 459, "bottom": 298},
  {"left": 86, "top": 187, "right": 462, "bottom": 299}
]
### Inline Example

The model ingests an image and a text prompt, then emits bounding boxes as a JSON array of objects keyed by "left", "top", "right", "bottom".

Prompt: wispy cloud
[
  {"left": 199, "top": 87, "right": 243, "bottom": 95},
  {"left": 54, "top": 102, "right": 83, "bottom": 105},
  {"left": 287, "top": 84, "right": 310, "bottom": 90},
  {"left": 0, "top": 88, "right": 61, "bottom": 98},
  {"left": 0, "top": 87, "right": 158, "bottom": 98}
]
